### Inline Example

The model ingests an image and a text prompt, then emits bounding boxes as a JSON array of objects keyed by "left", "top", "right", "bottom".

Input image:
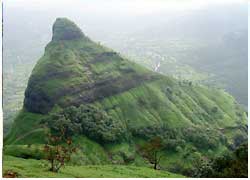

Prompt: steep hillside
[{"left": 4, "top": 18, "right": 247, "bottom": 176}]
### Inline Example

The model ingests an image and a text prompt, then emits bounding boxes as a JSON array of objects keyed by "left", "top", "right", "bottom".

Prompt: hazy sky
[{"left": 6, "top": 0, "right": 248, "bottom": 15}]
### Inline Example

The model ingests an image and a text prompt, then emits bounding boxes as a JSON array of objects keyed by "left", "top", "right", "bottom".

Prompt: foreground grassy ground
[{"left": 3, "top": 155, "right": 184, "bottom": 178}]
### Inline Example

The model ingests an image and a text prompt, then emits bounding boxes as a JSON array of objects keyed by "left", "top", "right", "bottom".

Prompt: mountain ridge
[{"left": 24, "top": 18, "right": 162, "bottom": 114}]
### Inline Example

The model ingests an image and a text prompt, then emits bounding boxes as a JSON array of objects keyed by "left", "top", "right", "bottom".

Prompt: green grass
[
  {"left": 4, "top": 136, "right": 110, "bottom": 166},
  {"left": 4, "top": 144, "right": 45, "bottom": 160},
  {"left": 4, "top": 110, "right": 46, "bottom": 145},
  {"left": 3, "top": 155, "right": 184, "bottom": 178},
  {"left": 70, "top": 136, "right": 110, "bottom": 165}
]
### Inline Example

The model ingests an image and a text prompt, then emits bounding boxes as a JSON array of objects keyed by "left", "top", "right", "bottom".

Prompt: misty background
[{"left": 3, "top": 0, "right": 248, "bottom": 134}]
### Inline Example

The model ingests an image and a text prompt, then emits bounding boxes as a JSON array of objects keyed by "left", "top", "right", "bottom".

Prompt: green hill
[{"left": 4, "top": 18, "right": 247, "bottom": 177}]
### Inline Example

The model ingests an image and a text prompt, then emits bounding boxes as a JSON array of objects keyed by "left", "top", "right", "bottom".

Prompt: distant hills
[{"left": 103, "top": 4, "right": 248, "bottom": 107}]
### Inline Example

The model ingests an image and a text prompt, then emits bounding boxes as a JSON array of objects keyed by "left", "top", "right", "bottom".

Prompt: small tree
[
  {"left": 139, "top": 136, "right": 164, "bottom": 170},
  {"left": 44, "top": 129, "right": 77, "bottom": 172}
]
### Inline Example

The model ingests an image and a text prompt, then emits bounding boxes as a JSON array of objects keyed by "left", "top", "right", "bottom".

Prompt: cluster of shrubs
[
  {"left": 169, "top": 142, "right": 248, "bottom": 178},
  {"left": 132, "top": 124, "right": 225, "bottom": 151},
  {"left": 182, "top": 127, "right": 222, "bottom": 150},
  {"left": 132, "top": 125, "right": 185, "bottom": 151},
  {"left": 43, "top": 104, "right": 231, "bottom": 152},
  {"left": 42, "top": 105, "right": 127, "bottom": 143},
  {"left": 191, "top": 143, "right": 248, "bottom": 178}
]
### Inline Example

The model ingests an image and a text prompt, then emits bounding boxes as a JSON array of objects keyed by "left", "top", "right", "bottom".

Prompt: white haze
[{"left": 6, "top": 0, "right": 247, "bottom": 15}]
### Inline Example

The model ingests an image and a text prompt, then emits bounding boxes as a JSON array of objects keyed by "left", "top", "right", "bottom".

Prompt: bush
[
  {"left": 132, "top": 125, "right": 185, "bottom": 151},
  {"left": 76, "top": 105, "right": 127, "bottom": 143},
  {"left": 43, "top": 105, "right": 127, "bottom": 143},
  {"left": 183, "top": 127, "right": 219, "bottom": 150},
  {"left": 175, "top": 146, "right": 182, "bottom": 153},
  {"left": 192, "top": 143, "right": 248, "bottom": 178}
]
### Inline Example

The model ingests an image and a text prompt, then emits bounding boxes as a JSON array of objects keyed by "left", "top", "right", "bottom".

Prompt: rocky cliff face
[{"left": 52, "top": 18, "right": 85, "bottom": 41}]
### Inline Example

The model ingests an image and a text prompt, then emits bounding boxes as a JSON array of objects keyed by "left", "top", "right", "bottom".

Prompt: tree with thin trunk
[
  {"left": 139, "top": 136, "right": 164, "bottom": 170},
  {"left": 43, "top": 128, "right": 77, "bottom": 172}
]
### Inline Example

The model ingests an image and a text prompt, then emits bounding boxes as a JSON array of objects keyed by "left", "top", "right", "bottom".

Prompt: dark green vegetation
[
  {"left": 4, "top": 18, "right": 247, "bottom": 178},
  {"left": 192, "top": 143, "right": 248, "bottom": 178},
  {"left": 43, "top": 105, "right": 127, "bottom": 143}
]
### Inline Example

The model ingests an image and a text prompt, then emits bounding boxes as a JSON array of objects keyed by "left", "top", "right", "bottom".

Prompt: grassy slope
[
  {"left": 3, "top": 155, "right": 184, "bottom": 178},
  {"left": 5, "top": 79, "right": 247, "bottom": 146},
  {"left": 96, "top": 78, "right": 246, "bottom": 129},
  {"left": 4, "top": 110, "right": 46, "bottom": 145}
]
